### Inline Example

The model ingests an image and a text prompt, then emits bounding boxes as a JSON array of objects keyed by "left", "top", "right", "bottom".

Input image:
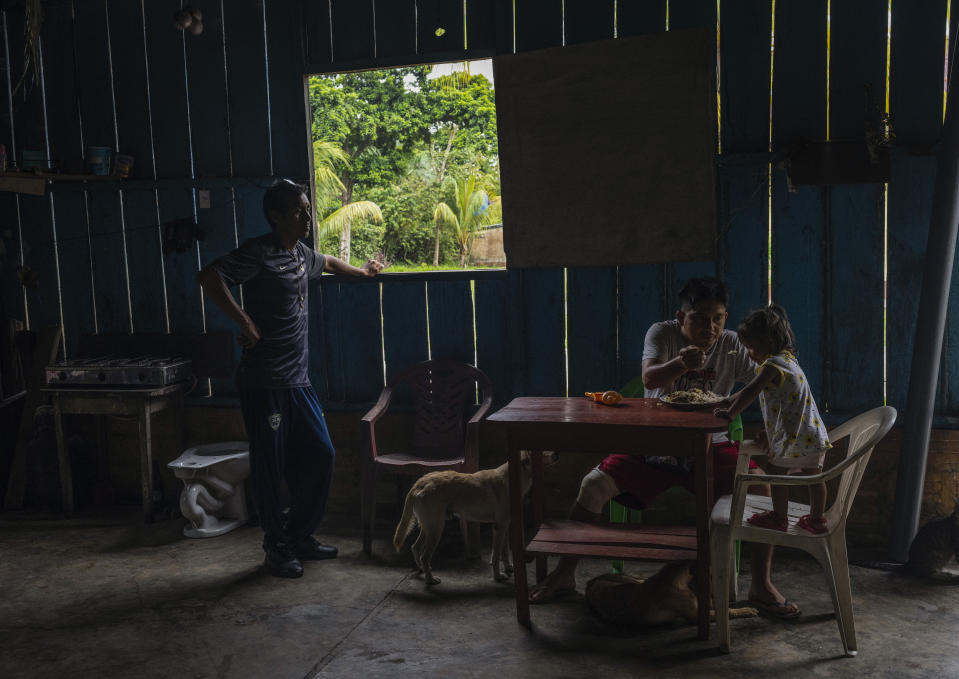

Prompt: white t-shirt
[
  {"left": 643, "top": 320, "right": 755, "bottom": 398},
  {"left": 642, "top": 320, "right": 756, "bottom": 447}
]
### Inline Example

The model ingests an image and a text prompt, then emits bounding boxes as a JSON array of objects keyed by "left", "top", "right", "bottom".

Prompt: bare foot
[
  {"left": 747, "top": 583, "right": 801, "bottom": 618},
  {"left": 528, "top": 570, "right": 576, "bottom": 604}
]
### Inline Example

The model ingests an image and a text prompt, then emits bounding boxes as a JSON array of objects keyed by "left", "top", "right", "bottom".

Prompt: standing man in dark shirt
[{"left": 198, "top": 179, "right": 382, "bottom": 578}]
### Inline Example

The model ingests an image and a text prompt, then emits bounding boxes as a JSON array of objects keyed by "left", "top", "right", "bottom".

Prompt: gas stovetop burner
[{"left": 46, "top": 356, "right": 193, "bottom": 387}]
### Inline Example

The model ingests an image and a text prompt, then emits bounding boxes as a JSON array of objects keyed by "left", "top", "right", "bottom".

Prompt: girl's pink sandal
[
  {"left": 797, "top": 514, "right": 828, "bottom": 534},
  {"left": 747, "top": 510, "right": 788, "bottom": 531}
]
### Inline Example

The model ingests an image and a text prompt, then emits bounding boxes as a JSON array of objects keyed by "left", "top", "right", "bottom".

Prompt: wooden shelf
[
  {"left": 0, "top": 171, "right": 116, "bottom": 195},
  {"left": 525, "top": 519, "right": 697, "bottom": 561}
]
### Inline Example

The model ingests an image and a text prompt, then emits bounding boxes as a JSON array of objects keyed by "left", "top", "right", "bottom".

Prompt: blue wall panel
[
  {"left": 830, "top": 0, "right": 888, "bottom": 141},
  {"left": 19, "top": 195, "right": 59, "bottom": 334},
  {"left": 669, "top": 0, "right": 716, "bottom": 31},
  {"left": 330, "top": 0, "right": 375, "bottom": 65},
  {"left": 771, "top": 0, "right": 827, "bottom": 148},
  {"left": 143, "top": 1, "right": 191, "bottom": 178},
  {"left": 514, "top": 0, "right": 563, "bottom": 52},
  {"left": 521, "top": 268, "right": 566, "bottom": 396},
  {"left": 474, "top": 276, "right": 510, "bottom": 404},
  {"left": 618, "top": 0, "right": 665, "bottom": 37},
  {"left": 772, "top": 175, "right": 826, "bottom": 401},
  {"left": 224, "top": 0, "right": 271, "bottom": 176},
  {"left": 374, "top": 0, "right": 416, "bottom": 61},
  {"left": 717, "top": 158, "right": 769, "bottom": 329},
  {"left": 267, "top": 0, "right": 310, "bottom": 179},
  {"left": 619, "top": 264, "right": 665, "bottom": 384},
  {"left": 49, "top": 191, "right": 94, "bottom": 358},
  {"left": 886, "top": 152, "right": 936, "bottom": 412},
  {"left": 829, "top": 184, "right": 884, "bottom": 414},
  {"left": 720, "top": 0, "right": 772, "bottom": 153},
  {"left": 564, "top": 0, "right": 614, "bottom": 45},
  {"left": 566, "top": 266, "right": 617, "bottom": 397},
  {"left": 382, "top": 280, "right": 429, "bottom": 382},
  {"left": 331, "top": 280, "right": 382, "bottom": 403},
  {"left": 122, "top": 188, "right": 168, "bottom": 334},
  {"left": 890, "top": 0, "right": 947, "bottom": 146},
  {"left": 427, "top": 279, "right": 474, "bottom": 365}
]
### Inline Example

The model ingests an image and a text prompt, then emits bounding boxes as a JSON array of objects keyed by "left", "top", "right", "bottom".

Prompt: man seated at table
[{"left": 528, "top": 276, "right": 801, "bottom": 620}]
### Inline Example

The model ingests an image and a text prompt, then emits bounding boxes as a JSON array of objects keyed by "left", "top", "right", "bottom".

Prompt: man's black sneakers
[
  {"left": 264, "top": 544, "right": 304, "bottom": 578},
  {"left": 293, "top": 536, "right": 338, "bottom": 561}
]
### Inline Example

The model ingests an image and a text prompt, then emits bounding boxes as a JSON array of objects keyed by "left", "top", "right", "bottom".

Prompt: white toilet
[{"left": 168, "top": 442, "right": 250, "bottom": 538}]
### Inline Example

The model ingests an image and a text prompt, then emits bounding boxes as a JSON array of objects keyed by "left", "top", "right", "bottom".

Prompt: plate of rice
[{"left": 660, "top": 388, "right": 725, "bottom": 410}]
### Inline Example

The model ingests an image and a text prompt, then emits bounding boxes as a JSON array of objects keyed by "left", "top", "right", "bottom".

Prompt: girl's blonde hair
[{"left": 738, "top": 304, "right": 797, "bottom": 355}]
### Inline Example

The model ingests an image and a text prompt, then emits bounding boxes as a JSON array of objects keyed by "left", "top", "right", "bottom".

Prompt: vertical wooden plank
[
  {"left": 830, "top": 0, "right": 888, "bottom": 141},
  {"left": 332, "top": 281, "right": 382, "bottom": 403},
  {"left": 720, "top": 0, "right": 772, "bottom": 153},
  {"left": 669, "top": 0, "right": 716, "bottom": 31},
  {"left": 85, "top": 189, "right": 131, "bottom": 333},
  {"left": 417, "top": 0, "right": 465, "bottom": 57},
  {"left": 305, "top": 0, "right": 333, "bottom": 67},
  {"left": 144, "top": 0, "right": 191, "bottom": 178},
  {"left": 426, "top": 279, "right": 474, "bottom": 365},
  {"left": 772, "top": 176, "right": 827, "bottom": 401},
  {"left": 330, "top": 0, "right": 374, "bottom": 64},
  {"left": 466, "top": 0, "right": 498, "bottom": 53},
  {"left": 522, "top": 268, "right": 565, "bottom": 396},
  {"left": 107, "top": 0, "right": 153, "bottom": 171},
  {"left": 183, "top": 0, "right": 230, "bottom": 178},
  {"left": 73, "top": 0, "right": 131, "bottom": 336},
  {"left": 829, "top": 184, "right": 884, "bottom": 413},
  {"left": 6, "top": 5, "right": 46, "bottom": 161},
  {"left": 156, "top": 187, "right": 203, "bottom": 333},
  {"left": 619, "top": 264, "right": 665, "bottom": 385},
  {"left": 771, "top": 0, "right": 827, "bottom": 147},
  {"left": 51, "top": 190, "right": 95, "bottom": 358},
  {"left": 41, "top": 1, "right": 83, "bottom": 173},
  {"left": 514, "top": 0, "right": 563, "bottom": 52},
  {"left": 74, "top": 1, "right": 115, "bottom": 153},
  {"left": 382, "top": 279, "right": 429, "bottom": 382},
  {"left": 717, "top": 159, "right": 769, "bottom": 332},
  {"left": 566, "top": 266, "right": 617, "bottom": 397},
  {"left": 0, "top": 11, "right": 26, "bottom": 325},
  {"left": 119, "top": 189, "right": 167, "bottom": 333},
  {"left": 267, "top": 0, "right": 310, "bottom": 179},
  {"left": 374, "top": 0, "right": 416, "bottom": 61},
  {"left": 233, "top": 185, "right": 268, "bottom": 243},
  {"left": 886, "top": 151, "right": 935, "bottom": 412},
  {"left": 106, "top": 1, "right": 167, "bottom": 337},
  {"left": 618, "top": 0, "right": 666, "bottom": 37},
  {"left": 564, "top": 0, "right": 614, "bottom": 45},
  {"left": 196, "top": 188, "right": 238, "bottom": 336},
  {"left": 18, "top": 195, "right": 59, "bottom": 332},
  {"left": 474, "top": 276, "right": 509, "bottom": 404},
  {"left": 223, "top": 0, "right": 271, "bottom": 176},
  {"left": 890, "top": 0, "right": 948, "bottom": 146},
  {"left": 315, "top": 279, "right": 342, "bottom": 401}
]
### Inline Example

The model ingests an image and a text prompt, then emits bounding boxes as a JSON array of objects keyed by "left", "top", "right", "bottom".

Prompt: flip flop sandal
[
  {"left": 749, "top": 598, "right": 803, "bottom": 620},
  {"left": 746, "top": 510, "right": 788, "bottom": 531},
  {"left": 797, "top": 514, "right": 828, "bottom": 534},
  {"left": 528, "top": 586, "right": 577, "bottom": 605}
]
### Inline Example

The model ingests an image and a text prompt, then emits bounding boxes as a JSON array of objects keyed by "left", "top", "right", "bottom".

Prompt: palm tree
[
  {"left": 432, "top": 176, "right": 501, "bottom": 267},
  {"left": 313, "top": 139, "right": 383, "bottom": 261}
]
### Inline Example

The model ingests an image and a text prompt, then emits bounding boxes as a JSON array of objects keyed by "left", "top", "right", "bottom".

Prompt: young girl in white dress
[{"left": 714, "top": 305, "right": 831, "bottom": 533}]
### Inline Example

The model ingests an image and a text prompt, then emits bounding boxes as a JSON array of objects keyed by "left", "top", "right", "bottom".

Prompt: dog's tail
[{"left": 393, "top": 490, "right": 418, "bottom": 552}]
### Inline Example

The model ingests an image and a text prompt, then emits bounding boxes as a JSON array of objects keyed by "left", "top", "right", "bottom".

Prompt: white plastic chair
[{"left": 710, "top": 406, "right": 897, "bottom": 656}]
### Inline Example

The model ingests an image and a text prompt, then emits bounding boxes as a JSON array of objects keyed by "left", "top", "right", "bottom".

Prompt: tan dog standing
[{"left": 394, "top": 450, "right": 557, "bottom": 585}]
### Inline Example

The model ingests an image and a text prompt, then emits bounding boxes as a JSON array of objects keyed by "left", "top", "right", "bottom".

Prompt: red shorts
[{"left": 597, "top": 441, "right": 758, "bottom": 510}]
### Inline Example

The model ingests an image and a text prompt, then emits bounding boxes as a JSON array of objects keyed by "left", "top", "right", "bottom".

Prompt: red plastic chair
[{"left": 360, "top": 358, "right": 493, "bottom": 556}]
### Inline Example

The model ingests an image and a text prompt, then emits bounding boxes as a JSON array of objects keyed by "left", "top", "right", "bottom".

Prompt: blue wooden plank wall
[{"left": 0, "top": 0, "right": 954, "bottom": 425}]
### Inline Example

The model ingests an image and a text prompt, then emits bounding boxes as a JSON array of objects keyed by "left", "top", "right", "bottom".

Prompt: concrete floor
[{"left": 2, "top": 509, "right": 958, "bottom": 679}]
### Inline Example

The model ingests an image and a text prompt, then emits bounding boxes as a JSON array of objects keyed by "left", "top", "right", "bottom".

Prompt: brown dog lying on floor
[
  {"left": 394, "top": 450, "right": 558, "bottom": 585},
  {"left": 586, "top": 561, "right": 758, "bottom": 626}
]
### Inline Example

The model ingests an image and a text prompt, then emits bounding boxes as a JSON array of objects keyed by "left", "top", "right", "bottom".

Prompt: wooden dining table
[{"left": 487, "top": 396, "right": 729, "bottom": 639}]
